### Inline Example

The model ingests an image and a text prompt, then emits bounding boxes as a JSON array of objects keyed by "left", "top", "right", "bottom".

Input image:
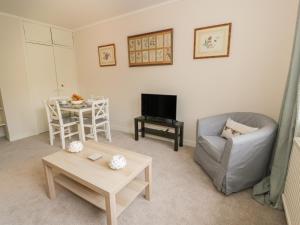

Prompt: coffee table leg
[
  {"left": 43, "top": 163, "right": 56, "bottom": 199},
  {"left": 145, "top": 163, "right": 152, "bottom": 201},
  {"left": 105, "top": 193, "right": 117, "bottom": 225}
]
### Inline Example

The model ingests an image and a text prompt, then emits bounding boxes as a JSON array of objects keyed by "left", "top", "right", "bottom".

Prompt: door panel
[
  {"left": 23, "top": 22, "right": 52, "bottom": 45},
  {"left": 53, "top": 46, "right": 78, "bottom": 96},
  {"left": 51, "top": 28, "right": 73, "bottom": 47},
  {"left": 26, "top": 43, "right": 58, "bottom": 133}
]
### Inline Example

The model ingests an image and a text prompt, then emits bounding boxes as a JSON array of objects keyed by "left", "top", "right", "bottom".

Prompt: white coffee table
[{"left": 42, "top": 141, "right": 152, "bottom": 225}]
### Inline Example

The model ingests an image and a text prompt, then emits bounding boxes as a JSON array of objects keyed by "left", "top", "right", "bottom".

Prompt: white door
[
  {"left": 25, "top": 43, "right": 58, "bottom": 133},
  {"left": 53, "top": 46, "right": 78, "bottom": 96}
]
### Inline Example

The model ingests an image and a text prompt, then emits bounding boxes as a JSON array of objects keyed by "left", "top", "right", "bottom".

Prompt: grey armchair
[{"left": 194, "top": 112, "right": 277, "bottom": 195}]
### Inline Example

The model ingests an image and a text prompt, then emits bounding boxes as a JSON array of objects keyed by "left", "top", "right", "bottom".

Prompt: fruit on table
[{"left": 72, "top": 94, "right": 84, "bottom": 101}]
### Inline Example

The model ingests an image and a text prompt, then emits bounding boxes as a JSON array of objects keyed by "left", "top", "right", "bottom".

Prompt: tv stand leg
[
  {"left": 141, "top": 121, "right": 145, "bottom": 137},
  {"left": 134, "top": 119, "right": 139, "bottom": 141},
  {"left": 174, "top": 127, "right": 179, "bottom": 151},
  {"left": 179, "top": 125, "right": 184, "bottom": 147}
]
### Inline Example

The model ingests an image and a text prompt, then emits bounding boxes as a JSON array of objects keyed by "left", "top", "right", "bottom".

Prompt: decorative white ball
[
  {"left": 67, "top": 141, "right": 83, "bottom": 153},
  {"left": 109, "top": 155, "right": 127, "bottom": 170}
]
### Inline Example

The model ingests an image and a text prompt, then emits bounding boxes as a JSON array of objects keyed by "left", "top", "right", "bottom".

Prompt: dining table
[{"left": 60, "top": 103, "right": 92, "bottom": 142}]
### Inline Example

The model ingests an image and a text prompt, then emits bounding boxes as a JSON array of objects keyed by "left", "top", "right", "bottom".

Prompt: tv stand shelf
[{"left": 134, "top": 116, "right": 184, "bottom": 151}]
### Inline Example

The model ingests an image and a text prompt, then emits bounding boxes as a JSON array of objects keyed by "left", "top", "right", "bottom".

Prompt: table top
[
  {"left": 42, "top": 141, "right": 152, "bottom": 194},
  {"left": 60, "top": 103, "right": 92, "bottom": 112}
]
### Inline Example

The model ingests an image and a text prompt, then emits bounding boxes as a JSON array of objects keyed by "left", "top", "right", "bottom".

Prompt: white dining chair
[
  {"left": 49, "top": 96, "right": 72, "bottom": 117},
  {"left": 83, "top": 98, "right": 111, "bottom": 142},
  {"left": 44, "top": 99, "right": 79, "bottom": 149},
  {"left": 49, "top": 96, "right": 70, "bottom": 101},
  {"left": 88, "top": 95, "right": 104, "bottom": 100}
]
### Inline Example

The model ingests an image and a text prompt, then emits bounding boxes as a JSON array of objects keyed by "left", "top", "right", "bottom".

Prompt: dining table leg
[{"left": 79, "top": 110, "right": 86, "bottom": 142}]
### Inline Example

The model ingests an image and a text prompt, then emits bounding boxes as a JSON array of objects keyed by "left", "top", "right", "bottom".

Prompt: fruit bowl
[
  {"left": 71, "top": 100, "right": 84, "bottom": 105},
  {"left": 71, "top": 93, "right": 84, "bottom": 104}
]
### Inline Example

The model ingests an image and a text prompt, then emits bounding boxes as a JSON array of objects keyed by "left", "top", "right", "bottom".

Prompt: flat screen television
[{"left": 141, "top": 94, "right": 177, "bottom": 121}]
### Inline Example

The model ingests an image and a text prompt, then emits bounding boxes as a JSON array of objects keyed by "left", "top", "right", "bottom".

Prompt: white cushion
[{"left": 221, "top": 118, "right": 258, "bottom": 139}]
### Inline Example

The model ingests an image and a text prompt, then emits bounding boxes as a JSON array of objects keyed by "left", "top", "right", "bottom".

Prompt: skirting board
[{"left": 111, "top": 124, "right": 196, "bottom": 147}]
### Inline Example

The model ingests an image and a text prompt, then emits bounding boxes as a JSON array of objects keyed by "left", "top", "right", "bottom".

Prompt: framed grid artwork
[{"left": 127, "top": 28, "right": 173, "bottom": 67}]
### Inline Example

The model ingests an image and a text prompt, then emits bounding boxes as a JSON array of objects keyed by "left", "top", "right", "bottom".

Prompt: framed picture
[
  {"left": 127, "top": 28, "right": 173, "bottom": 67},
  {"left": 194, "top": 23, "right": 231, "bottom": 59},
  {"left": 98, "top": 44, "right": 116, "bottom": 67}
]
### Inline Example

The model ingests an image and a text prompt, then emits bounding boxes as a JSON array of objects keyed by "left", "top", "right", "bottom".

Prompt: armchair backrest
[
  {"left": 225, "top": 112, "right": 276, "bottom": 129},
  {"left": 197, "top": 112, "right": 277, "bottom": 138}
]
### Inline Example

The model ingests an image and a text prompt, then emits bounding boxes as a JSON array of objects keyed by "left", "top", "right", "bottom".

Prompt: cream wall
[
  {"left": 74, "top": 0, "right": 298, "bottom": 146},
  {"left": 0, "top": 15, "right": 36, "bottom": 141}
]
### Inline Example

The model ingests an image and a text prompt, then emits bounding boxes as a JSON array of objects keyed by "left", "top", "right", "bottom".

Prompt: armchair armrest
[{"left": 223, "top": 126, "right": 277, "bottom": 169}]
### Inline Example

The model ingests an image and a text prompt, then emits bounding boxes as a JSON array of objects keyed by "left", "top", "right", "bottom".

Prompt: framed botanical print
[
  {"left": 127, "top": 28, "right": 173, "bottom": 67},
  {"left": 194, "top": 23, "right": 231, "bottom": 59},
  {"left": 98, "top": 44, "right": 116, "bottom": 67}
]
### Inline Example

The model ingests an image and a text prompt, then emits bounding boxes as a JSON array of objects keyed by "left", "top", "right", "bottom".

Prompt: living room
[{"left": 0, "top": 0, "right": 299, "bottom": 224}]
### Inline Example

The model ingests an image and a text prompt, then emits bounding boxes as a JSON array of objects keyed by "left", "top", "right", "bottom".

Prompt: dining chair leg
[
  {"left": 79, "top": 111, "right": 86, "bottom": 142},
  {"left": 67, "top": 126, "right": 71, "bottom": 140},
  {"left": 49, "top": 125, "right": 54, "bottom": 146},
  {"left": 53, "top": 129, "right": 55, "bottom": 141},
  {"left": 107, "top": 122, "right": 112, "bottom": 142},
  {"left": 104, "top": 123, "right": 108, "bottom": 139},
  {"left": 93, "top": 126, "right": 98, "bottom": 142},
  {"left": 60, "top": 126, "right": 66, "bottom": 149},
  {"left": 77, "top": 124, "right": 82, "bottom": 141}
]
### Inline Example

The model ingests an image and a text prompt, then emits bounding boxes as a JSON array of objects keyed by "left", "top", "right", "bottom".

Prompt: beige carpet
[{"left": 0, "top": 131, "right": 286, "bottom": 225}]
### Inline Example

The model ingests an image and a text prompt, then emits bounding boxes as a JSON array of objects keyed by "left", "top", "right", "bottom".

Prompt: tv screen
[{"left": 141, "top": 94, "right": 177, "bottom": 120}]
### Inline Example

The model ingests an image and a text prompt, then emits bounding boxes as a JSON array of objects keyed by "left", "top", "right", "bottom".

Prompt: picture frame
[
  {"left": 98, "top": 43, "right": 116, "bottom": 67},
  {"left": 194, "top": 23, "right": 231, "bottom": 59},
  {"left": 127, "top": 28, "right": 173, "bottom": 67}
]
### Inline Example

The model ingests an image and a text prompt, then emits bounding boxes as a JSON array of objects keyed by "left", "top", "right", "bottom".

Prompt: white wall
[
  {"left": 0, "top": 15, "right": 36, "bottom": 141},
  {"left": 74, "top": 0, "right": 299, "bottom": 146}
]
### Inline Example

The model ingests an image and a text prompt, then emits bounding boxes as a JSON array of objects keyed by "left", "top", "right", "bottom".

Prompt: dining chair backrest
[
  {"left": 49, "top": 96, "right": 70, "bottom": 101},
  {"left": 91, "top": 98, "right": 109, "bottom": 124},
  {"left": 49, "top": 96, "right": 70, "bottom": 105},
  {"left": 44, "top": 99, "right": 63, "bottom": 126},
  {"left": 89, "top": 95, "right": 104, "bottom": 100}
]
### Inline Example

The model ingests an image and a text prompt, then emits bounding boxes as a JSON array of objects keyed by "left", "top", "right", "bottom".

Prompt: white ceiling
[{"left": 0, "top": 0, "right": 174, "bottom": 29}]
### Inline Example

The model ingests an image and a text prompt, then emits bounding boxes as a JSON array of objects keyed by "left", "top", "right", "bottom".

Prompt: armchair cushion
[
  {"left": 199, "top": 136, "right": 226, "bottom": 162},
  {"left": 221, "top": 118, "right": 258, "bottom": 139}
]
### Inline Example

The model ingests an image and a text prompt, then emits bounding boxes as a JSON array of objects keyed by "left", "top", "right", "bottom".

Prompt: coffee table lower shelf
[{"left": 55, "top": 174, "right": 148, "bottom": 216}]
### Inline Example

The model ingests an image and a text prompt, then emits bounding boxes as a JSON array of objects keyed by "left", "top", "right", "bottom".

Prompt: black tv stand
[{"left": 134, "top": 116, "right": 184, "bottom": 151}]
